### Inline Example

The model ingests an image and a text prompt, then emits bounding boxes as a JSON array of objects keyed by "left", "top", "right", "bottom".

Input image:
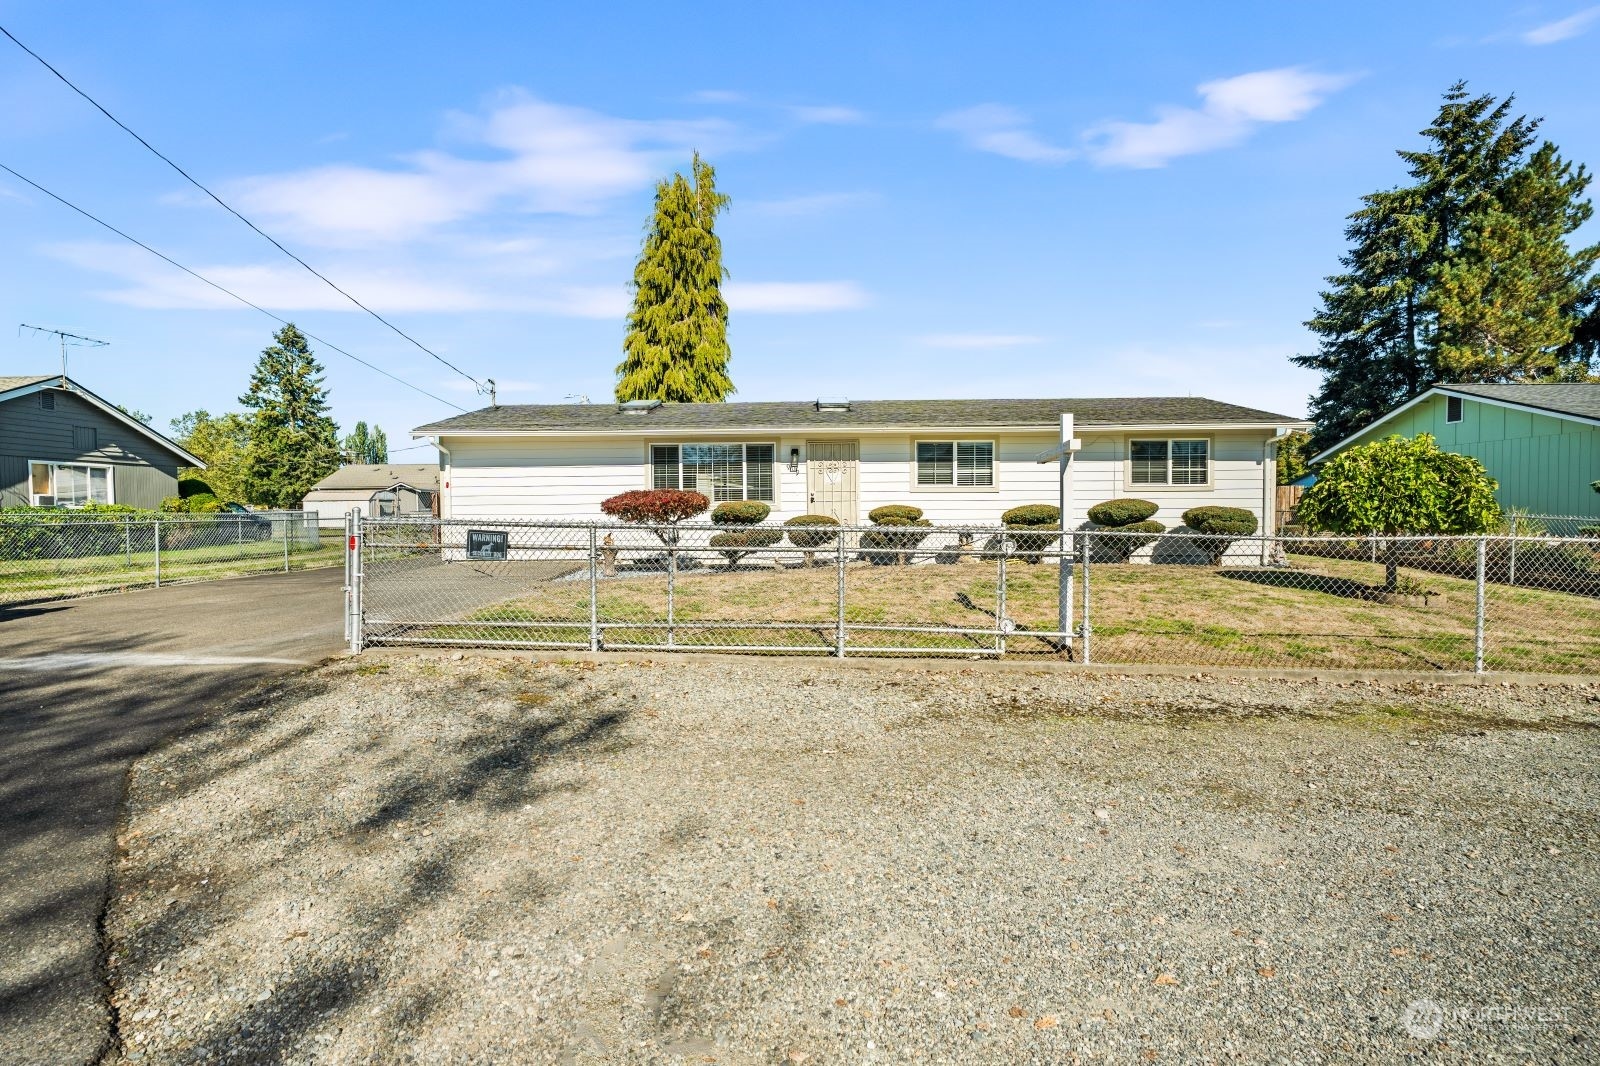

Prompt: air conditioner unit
[{"left": 35, "top": 495, "right": 56, "bottom": 507}]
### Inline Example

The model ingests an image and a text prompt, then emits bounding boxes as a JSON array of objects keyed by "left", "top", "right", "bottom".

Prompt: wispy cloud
[
  {"left": 688, "top": 89, "right": 745, "bottom": 104},
  {"left": 226, "top": 90, "right": 738, "bottom": 245},
  {"left": 1084, "top": 67, "right": 1356, "bottom": 168},
  {"left": 935, "top": 104, "right": 1073, "bottom": 163},
  {"left": 740, "top": 191, "right": 875, "bottom": 218},
  {"left": 918, "top": 333, "right": 1044, "bottom": 349},
  {"left": 787, "top": 105, "right": 866, "bottom": 125},
  {"left": 1521, "top": 5, "right": 1600, "bottom": 43},
  {"left": 725, "top": 281, "right": 869, "bottom": 312}
]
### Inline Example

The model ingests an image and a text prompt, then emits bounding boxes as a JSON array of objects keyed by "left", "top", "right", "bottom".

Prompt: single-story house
[
  {"left": 414, "top": 397, "right": 1310, "bottom": 537},
  {"left": 301, "top": 463, "right": 439, "bottom": 526},
  {"left": 0, "top": 373, "right": 204, "bottom": 510},
  {"left": 1312, "top": 383, "right": 1600, "bottom": 517}
]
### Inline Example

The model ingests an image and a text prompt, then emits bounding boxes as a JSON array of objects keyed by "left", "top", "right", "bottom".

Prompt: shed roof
[
  {"left": 416, "top": 396, "right": 1306, "bottom": 436},
  {"left": 1442, "top": 383, "right": 1600, "bottom": 422},
  {"left": 306, "top": 464, "right": 439, "bottom": 492}
]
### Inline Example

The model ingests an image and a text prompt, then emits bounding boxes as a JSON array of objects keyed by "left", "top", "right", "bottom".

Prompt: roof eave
[
  {"left": 0, "top": 377, "right": 207, "bottom": 468},
  {"left": 415, "top": 419, "right": 1307, "bottom": 439}
]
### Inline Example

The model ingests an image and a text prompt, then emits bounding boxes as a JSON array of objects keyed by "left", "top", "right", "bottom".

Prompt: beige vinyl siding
[
  {"left": 0, "top": 388, "right": 185, "bottom": 509},
  {"left": 440, "top": 428, "right": 1278, "bottom": 535}
]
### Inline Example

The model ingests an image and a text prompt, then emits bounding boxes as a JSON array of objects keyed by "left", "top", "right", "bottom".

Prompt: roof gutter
[{"left": 414, "top": 420, "right": 1310, "bottom": 440}]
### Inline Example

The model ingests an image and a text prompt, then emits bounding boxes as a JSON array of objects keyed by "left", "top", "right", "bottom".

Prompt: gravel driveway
[{"left": 107, "top": 656, "right": 1599, "bottom": 1063}]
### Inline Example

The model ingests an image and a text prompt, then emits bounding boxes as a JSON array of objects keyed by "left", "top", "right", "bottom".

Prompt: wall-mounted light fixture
[{"left": 789, "top": 447, "right": 800, "bottom": 472}]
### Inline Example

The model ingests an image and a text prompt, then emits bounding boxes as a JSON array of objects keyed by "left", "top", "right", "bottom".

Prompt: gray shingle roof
[
  {"left": 1443, "top": 383, "right": 1600, "bottom": 423},
  {"left": 416, "top": 396, "right": 1306, "bottom": 435},
  {"left": 0, "top": 374, "right": 57, "bottom": 393},
  {"left": 307, "top": 464, "right": 439, "bottom": 492}
]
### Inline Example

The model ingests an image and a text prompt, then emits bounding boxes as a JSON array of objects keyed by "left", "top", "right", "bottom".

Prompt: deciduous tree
[{"left": 169, "top": 409, "right": 252, "bottom": 504}]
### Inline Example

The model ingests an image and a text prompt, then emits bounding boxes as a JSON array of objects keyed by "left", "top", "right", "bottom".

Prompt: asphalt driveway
[{"left": 0, "top": 568, "right": 346, "bottom": 1066}]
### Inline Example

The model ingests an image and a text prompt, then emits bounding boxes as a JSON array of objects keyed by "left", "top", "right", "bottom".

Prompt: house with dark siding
[{"left": 0, "top": 374, "right": 205, "bottom": 510}]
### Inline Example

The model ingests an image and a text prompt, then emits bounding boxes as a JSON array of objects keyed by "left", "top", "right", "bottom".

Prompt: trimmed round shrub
[
  {"left": 1182, "top": 506, "right": 1258, "bottom": 565},
  {"left": 1181, "top": 506, "right": 1258, "bottom": 536},
  {"left": 1001, "top": 503, "right": 1060, "bottom": 527},
  {"left": 159, "top": 495, "right": 188, "bottom": 512},
  {"left": 178, "top": 476, "right": 216, "bottom": 498},
  {"left": 868, "top": 504, "right": 923, "bottom": 524},
  {"left": 1087, "top": 498, "right": 1159, "bottom": 527},
  {"left": 600, "top": 489, "right": 710, "bottom": 525},
  {"left": 861, "top": 518, "right": 933, "bottom": 565},
  {"left": 185, "top": 493, "right": 224, "bottom": 513},
  {"left": 784, "top": 514, "right": 840, "bottom": 548},
  {"left": 711, "top": 500, "right": 771, "bottom": 525},
  {"left": 1102, "top": 518, "right": 1165, "bottom": 562},
  {"left": 709, "top": 527, "right": 784, "bottom": 569}
]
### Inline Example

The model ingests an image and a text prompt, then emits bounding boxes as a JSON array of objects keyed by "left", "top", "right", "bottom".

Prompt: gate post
[
  {"left": 282, "top": 513, "right": 291, "bottom": 571},
  {"left": 343, "top": 510, "right": 353, "bottom": 645},
  {"left": 349, "top": 507, "right": 364, "bottom": 654},
  {"left": 588, "top": 525, "right": 600, "bottom": 652},
  {"left": 153, "top": 517, "right": 162, "bottom": 587},
  {"left": 1080, "top": 531, "right": 1092, "bottom": 665},
  {"left": 835, "top": 529, "right": 847, "bottom": 658},
  {"left": 1474, "top": 537, "right": 1487, "bottom": 674},
  {"left": 996, "top": 534, "right": 1009, "bottom": 657}
]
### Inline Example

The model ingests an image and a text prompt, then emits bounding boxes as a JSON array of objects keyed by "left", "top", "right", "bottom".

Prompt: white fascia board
[{"left": 419, "top": 420, "right": 1309, "bottom": 441}]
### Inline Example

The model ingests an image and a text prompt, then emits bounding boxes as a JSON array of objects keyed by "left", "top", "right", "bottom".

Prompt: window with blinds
[
  {"left": 916, "top": 440, "right": 994, "bottom": 486},
  {"left": 649, "top": 443, "right": 775, "bottom": 502},
  {"left": 1130, "top": 439, "right": 1209, "bottom": 485}
]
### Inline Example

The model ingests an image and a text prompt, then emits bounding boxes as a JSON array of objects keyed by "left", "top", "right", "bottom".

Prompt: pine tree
[
  {"left": 1295, "top": 83, "right": 1600, "bottom": 450},
  {"left": 239, "top": 324, "right": 341, "bottom": 508},
  {"left": 342, "top": 421, "right": 389, "bottom": 464},
  {"left": 616, "top": 153, "right": 734, "bottom": 403}
]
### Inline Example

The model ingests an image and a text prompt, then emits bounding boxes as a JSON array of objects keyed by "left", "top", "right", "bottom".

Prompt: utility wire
[
  {"left": 0, "top": 161, "right": 469, "bottom": 413},
  {"left": 0, "top": 23, "right": 485, "bottom": 391}
]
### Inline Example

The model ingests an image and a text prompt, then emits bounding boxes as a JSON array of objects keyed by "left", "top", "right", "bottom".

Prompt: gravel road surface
[{"left": 108, "top": 655, "right": 1599, "bottom": 1063}]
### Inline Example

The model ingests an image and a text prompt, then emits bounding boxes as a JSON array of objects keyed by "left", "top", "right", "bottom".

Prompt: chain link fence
[
  {"left": 348, "top": 516, "right": 1600, "bottom": 674},
  {"left": 1, "top": 510, "right": 330, "bottom": 606}
]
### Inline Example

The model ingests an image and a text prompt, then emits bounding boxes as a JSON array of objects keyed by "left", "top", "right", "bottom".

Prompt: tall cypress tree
[
  {"left": 342, "top": 421, "right": 389, "bottom": 464},
  {"left": 239, "top": 324, "right": 341, "bottom": 508},
  {"left": 616, "top": 153, "right": 734, "bottom": 403},
  {"left": 1295, "top": 84, "right": 1600, "bottom": 450}
]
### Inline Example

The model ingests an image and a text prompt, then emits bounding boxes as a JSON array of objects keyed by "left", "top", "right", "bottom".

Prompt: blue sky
[{"left": 2, "top": 2, "right": 1598, "bottom": 447}]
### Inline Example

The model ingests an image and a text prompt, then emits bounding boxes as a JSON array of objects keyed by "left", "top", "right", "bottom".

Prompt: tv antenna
[
  {"left": 480, "top": 378, "right": 497, "bottom": 407},
  {"left": 19, "top": 324, "right": 109, "bottom": 385}
]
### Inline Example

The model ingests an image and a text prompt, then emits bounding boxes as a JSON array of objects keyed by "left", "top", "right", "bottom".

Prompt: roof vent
[
  {"left": 618, "top": 398, "right": 663, "bottom": 414},
  {"left": 815, "top": 397, "right": 851, "bottom": 411}
]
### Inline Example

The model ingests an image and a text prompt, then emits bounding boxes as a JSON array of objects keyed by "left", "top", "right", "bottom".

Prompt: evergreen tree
[
  {"left": 616, "top": 153, "right": 734, "bottom": 402},
  {"left": 238, "top": 324, "right": 341, "bottom": 508},
  {"left": 1295, "top": 84, "right": 1600, "bottom": 450},
  {"left": 342, "top": 421, "right": 389, "bottom": 464}
]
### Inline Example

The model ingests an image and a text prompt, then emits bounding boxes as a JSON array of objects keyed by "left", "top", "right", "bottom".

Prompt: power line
[
  {"left": 0, "top": 22, "right": 486, "bottom": 392},
  {"left": 0, "top": 161, "right": 469, "bottom": 413}
]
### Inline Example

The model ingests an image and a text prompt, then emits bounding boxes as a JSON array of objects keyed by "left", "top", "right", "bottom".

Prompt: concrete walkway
[{"left": 0, "top": 568, "right": 345, "bottom": 1066}]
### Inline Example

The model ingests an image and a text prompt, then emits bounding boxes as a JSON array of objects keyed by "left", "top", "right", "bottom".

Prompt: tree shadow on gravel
[{"left": 110, "top": 663, "right": 635, "bottom": 1060}]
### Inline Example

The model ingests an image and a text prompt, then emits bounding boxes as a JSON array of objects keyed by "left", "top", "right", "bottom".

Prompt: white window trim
[
  {"left": 911, "top": 438, "right": 998, "bottom": 493},
  {"left": 1124, "top": 437, "right": 1212, "bottom": 491},
  {"left": 645, "top": 441, "right": 779, "bottom": 503},
  {"left": 1445, "top": 396, "right": 1464, "bottom": 424},
  {"left": 28, "top": 459, "right": 115, "bottom": 507}
]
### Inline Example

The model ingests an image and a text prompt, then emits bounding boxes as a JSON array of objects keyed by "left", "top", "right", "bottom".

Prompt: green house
[{"left": 1312, "top": 383, "right": 1600, "bottom": 518}]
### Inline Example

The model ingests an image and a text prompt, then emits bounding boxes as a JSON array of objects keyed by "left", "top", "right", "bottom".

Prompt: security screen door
[{"left": 805, "top": 440, "right": 859, "bottom": 523}]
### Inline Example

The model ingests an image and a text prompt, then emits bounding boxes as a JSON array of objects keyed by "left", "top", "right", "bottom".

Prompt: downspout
[{"left": 434, "top": 438, "right": 451, "bottom": 521}]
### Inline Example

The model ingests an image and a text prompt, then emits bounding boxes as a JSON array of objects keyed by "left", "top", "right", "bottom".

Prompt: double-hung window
[
  {"left": 1129, "top": 439, "right": 1209, "bottom": 486},
  {"left": 30, "top": 461, "right": 112, "bottom": 506},
  {"left": 915, "top": 440, "right": 994, "bottom": 487},
  {"left": 650, "top": 443, "right": 775, "bottom": 502}
]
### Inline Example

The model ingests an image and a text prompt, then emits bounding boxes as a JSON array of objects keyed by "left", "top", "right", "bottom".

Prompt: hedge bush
[
  {"left": 1101, "top": 518, "right": 1165, "bottom": 562},
  {"left": 710, "top": 500, "right": 771, "bottom": 525},
  {"left": 1182, "top": 506, "right": 1258, "bottom": 564},
  {"left": 783, "top": 514, "right": 839, "bottom": 563},
  {"left": 1001, "top": 503, "right": 1060, "bottom": 527},
  {"left": 868, "top": 504, "right": 923, "bottom": 524},
  {"left": 861, "top": 516, "right": 933, "bottom": 565},
  {"left": 600, "top": 489, "right": 710, "bottom": 526},
  {"left": 1087, "top": 498, "right": 1159, "bottom": 527},
  {"left": 178, "top": 476, "right": 216, "bottom": 498},
  {"left": 709, "top": 527, "right": 784, "bottom": 569}
]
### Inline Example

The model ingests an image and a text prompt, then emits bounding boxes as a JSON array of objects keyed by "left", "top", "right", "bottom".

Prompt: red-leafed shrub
[{"left": 600, "top": 489, "right": 710, "bottom": 525}]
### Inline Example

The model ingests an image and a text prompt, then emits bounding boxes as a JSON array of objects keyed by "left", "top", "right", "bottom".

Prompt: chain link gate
[{"left": 346, "top": 517, "right": 1600, "bottom": 675}]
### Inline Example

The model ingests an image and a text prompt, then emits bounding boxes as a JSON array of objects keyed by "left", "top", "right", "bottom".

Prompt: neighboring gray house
[
  {"left": 301, "top": 463, "right": 439, "bottom": 527},
  {"left": 0, "top": 374, "right": 204, "bottom": 510}
]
